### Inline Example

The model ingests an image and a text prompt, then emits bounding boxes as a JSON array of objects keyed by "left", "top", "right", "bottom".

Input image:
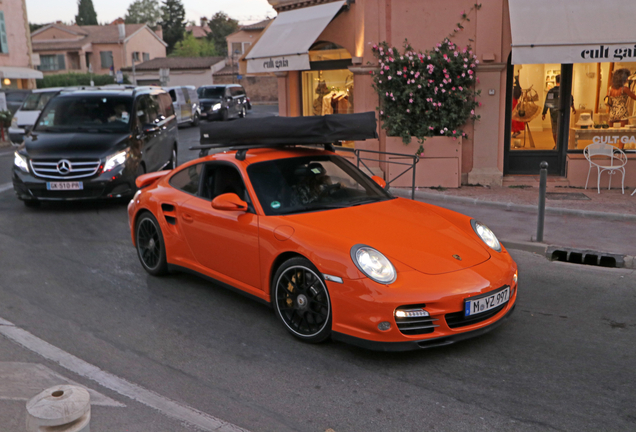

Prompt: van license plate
[
  {"left": 47, "top": 182, "right": 83, "bottom": 191},
  {"left": 464, "top": 286, "right": 510, "bottom": 317}
]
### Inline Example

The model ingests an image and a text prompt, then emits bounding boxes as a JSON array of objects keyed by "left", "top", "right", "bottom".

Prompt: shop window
[
  {"left": 570, "top": 63, "right": 636, "bottom": 151},
  {"left": 301, "top": 70, "right": 354, "bottom": 116}
]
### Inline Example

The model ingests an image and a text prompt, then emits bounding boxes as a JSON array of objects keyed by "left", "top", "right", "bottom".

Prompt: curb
[
  {"left": 501, "top": 240, "right": 547, "bottom": 255},
  {"left": 390, "top": 188, "right": 636, "bottom": 222}
]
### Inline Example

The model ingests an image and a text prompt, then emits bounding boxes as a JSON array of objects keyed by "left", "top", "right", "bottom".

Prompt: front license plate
[
  {"left": 47, "top": 182, "right": 83, "bottom": 191},
  {"left": 464, "top": 286, "right": 510, "bottom": 317}
]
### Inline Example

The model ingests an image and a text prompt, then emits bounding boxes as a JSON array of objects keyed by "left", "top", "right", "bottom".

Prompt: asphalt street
[{"left": 0, "top": 107, "right": 635, "bottom": 431}]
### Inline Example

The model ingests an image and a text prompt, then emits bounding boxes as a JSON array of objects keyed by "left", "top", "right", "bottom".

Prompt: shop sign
[
  {"left": 580, "top": 44, "right": 636, "bottom": 61},
  {"left": 592, "top": 135, "right": 636, "bottom": 145},
  {"left": 513, "top": 42, "right": 636, "bottom": 65},
  {"left": 247, "top": 54, "right": 310, "bottom": 74}
]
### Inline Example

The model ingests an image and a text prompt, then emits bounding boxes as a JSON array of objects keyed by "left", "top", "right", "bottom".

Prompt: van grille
[{"left": 30, "top": 158, "right": 101, "bottom": 179}]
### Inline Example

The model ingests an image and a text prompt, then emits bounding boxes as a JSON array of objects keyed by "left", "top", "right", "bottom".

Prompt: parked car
[
  {"left": 127, "top": 113, "right": 518, "bottom": 351},
  {"left": 9, "top": 88, "right": 65, "bottom": 145},
  {"left": 197, "top": 84, "right": 248, "bottom": 121},
  {"left": 12, "top": 87, "right": 178, "bottom": 206},
  {"left": 2, "top": 89, "right": 31, "bottom": 116},
  {"left": 165, "top": 85, "right": 200, "bottom": 127}
]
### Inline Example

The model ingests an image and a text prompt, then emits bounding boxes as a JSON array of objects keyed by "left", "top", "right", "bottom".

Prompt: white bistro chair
[{"left": 584, "top": 143, "right": 627, "bottom": 194}]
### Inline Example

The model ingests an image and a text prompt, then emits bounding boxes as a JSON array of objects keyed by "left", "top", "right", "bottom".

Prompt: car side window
[
  {"left": 159, "top": 93, "right": 175, "bottom": 117},
  {"left": 199, "top": 163, "right": 253, "bottom": 211},
  {"left": 135, "top": 95, "right": 149, "bottom": 126},
  {"left": 169, "top": 164, "right": 203, "bottom": 195},
  {"left": 168, "top": 89, "right": 177, "bottom": 103},
  {"left": 225, "top": 88, "right": 232, "bottom": 98}
]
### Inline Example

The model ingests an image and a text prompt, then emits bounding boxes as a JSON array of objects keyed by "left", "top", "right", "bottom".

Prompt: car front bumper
[
  {"left": 12, "top": 165, "right": 136, "bottom": 202},
  {"left": 200, "top": 109, "right": 222, "bottom": 120}
]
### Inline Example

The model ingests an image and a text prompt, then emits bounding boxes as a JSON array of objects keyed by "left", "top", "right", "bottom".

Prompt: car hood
[
  {"left": 283, "top": 198, "right": 491, "bottom": 275},
  {"left": 24, "top": 132, "right": 130, "bottom": 159}
]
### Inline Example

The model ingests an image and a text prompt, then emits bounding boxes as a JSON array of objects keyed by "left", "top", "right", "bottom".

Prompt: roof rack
[{"left": 193, "top": 112, "right": 378, "bottom": 159}]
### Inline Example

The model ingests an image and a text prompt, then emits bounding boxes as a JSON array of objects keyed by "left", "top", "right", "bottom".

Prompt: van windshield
[
  {"left": 197, "top": 87, "right": 224, "bottom": 99},
  {"left": 35, "top": 96, "right": 133, "bottom": 133},
  {"left": 22, "top": 92, "right": 57, "bottom": 111}
]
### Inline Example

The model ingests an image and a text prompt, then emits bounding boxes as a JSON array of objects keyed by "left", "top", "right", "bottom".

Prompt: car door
[
  {"left": 135, "top": 94, "right": 162, "bottom": 171},
  {"left": 168, "top": 89, "right": 181, "bottom": 123},
  {"left": 180, "top": 87, "right": 192, "bottom": 122},
  {"left": 177, "top": 162, "right": 261, "bottom": 289}
]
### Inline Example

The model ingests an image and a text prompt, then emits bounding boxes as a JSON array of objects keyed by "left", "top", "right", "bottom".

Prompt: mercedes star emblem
[{"left": 56, "top": 159, "right": 72, "bottom": 175}]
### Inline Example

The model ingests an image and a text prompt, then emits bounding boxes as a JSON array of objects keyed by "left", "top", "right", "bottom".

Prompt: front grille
[
  {"left": 396, "top": 316, "right": 439, "bottom": 335},
  {"left": 445, "top": 303, "right": 506, "bottom": 329},
  {"left": 30, "top": 158, "right": 101, "bottom": 179}
]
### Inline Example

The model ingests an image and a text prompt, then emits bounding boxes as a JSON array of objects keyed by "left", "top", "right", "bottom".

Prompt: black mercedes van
[{"left": 12, "top": 87, "right": 178, "bottom": 206}]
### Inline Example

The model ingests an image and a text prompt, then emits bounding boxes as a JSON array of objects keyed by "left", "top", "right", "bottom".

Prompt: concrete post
[{"left": 26, "top": 385, "right": 90, "bottom": 432}]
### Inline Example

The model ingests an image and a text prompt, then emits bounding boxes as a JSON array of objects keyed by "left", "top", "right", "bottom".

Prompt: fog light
[
  {"left": 378, "top": 321, "right": 391, "bottom": 331},
  {"left": 395, "top": 308, "right": 429, "bottom": 318}
]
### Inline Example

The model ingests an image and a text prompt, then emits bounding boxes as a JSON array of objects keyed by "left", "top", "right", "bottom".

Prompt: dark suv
[
  {"left": 12, "top": 87, "right": 178, "bottom": 206},
  {"left": 197, "top": 84, "right": 248, "bottom": 121}
]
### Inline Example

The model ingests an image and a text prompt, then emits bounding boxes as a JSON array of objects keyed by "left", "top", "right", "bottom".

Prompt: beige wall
[
  {"left": 227, "top": 30, "right": 257, "bottom": 57},
  {"left": 0, "top": 0, "right": 32, "bottom": 68}
]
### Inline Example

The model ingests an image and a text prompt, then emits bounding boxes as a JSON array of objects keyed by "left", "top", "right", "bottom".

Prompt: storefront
[{"left": 506, "top": 0, "right": 636, "bottom": 187}]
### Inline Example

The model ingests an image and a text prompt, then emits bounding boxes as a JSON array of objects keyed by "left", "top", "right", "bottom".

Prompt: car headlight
[
  {"left": 471, "top": 220, "right": 502, "bottom": 252},
  {"left": 14, "top": 151, "right": 28, "bottom": 172},
  {"left": 212, "top": 103, "right": 221, "bottom": 111},
  {"left": 11, "top": 116, "right": 18, "bottom": 128},
  {"left": 351, "top": 244, "right": 397, "bottom": 284},
  {"left": 104, "top": 150, "right": 127, "bottom": 172}
]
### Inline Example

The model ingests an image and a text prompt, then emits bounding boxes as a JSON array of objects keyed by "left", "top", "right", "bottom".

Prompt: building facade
[
  {"left": 245, "top": 0, "right": 636, "bottom": 189},
  {"left": 31, "top": 23, "right": 166, "bottom": 77},
  {"left": 0, "top": 0, "right": 42, "bottom": 89},
  {"left": 122, "top": 56, "right": 226, "bottom": 87}
]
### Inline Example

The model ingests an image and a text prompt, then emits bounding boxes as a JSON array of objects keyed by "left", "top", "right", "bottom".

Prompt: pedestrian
[
  {"left": 542, "top": 75, "right": 576, "bottom": 146},
  {"left": 606, "top": 68, "right": 636, "bottom": 127}
]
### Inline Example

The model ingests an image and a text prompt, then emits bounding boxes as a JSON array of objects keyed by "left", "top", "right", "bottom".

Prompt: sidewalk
[{"left": 390, "top": 183, "right": 636, "bottom": 264}]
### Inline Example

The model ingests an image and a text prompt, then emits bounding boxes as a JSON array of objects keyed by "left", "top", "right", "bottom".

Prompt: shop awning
[
  {"left": 0, "top": 66, "right": 43, "bottom": 79},
  {"left": 245, "top": 1, "right": 346, "bottom": 74},
  {"left": 510, "top": 0, "right": 636, "bottom": 64}
]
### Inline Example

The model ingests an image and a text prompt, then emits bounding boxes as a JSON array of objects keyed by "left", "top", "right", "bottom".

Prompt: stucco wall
[
  {"left": 0, "top": 0, "right": 32, "bottom": 68},
  {"left": 133, "top": 69, "right": 213, "bottom": 87},
  {"left": 214, "top": 74, "right": 278, "bottom": 102},
  {"left": 32, "top": 27, "right": 81, "bottom": 41},
  {"left": 125, "top": 28, "right": 166, "bottom": 68},
  {"left": 226, "top": 30, "right": 258, "bottom": 56}
]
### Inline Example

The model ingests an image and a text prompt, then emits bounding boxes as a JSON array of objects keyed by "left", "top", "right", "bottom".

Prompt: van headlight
[
  {"left": 471, "top": 220, "right": 502, "bottom": 252},
  {"left": 212, "top": 103, "right": 221, "bottom": 111},
  {"left": 14, "top": 152, "right": 28, "bottom": 172},
  {"left": 104, "top": 150, "right": 127, "bottom": 172},
  {"left": 351, "top": 244, "right": 397, "bottom": 284}
]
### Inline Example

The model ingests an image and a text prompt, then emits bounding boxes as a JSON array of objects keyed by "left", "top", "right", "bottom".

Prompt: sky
[{"left": 26, "top": 0, "right": 276, "bottom": 26}]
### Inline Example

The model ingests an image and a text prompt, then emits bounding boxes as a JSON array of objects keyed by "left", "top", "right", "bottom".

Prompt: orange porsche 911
[{"left": 128, "top": 113, "right": 517, "bottom": 351}]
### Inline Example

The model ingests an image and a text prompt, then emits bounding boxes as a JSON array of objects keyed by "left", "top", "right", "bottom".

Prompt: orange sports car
[{"left": 128, "top": 113, "right": 517, "bottom": 351}]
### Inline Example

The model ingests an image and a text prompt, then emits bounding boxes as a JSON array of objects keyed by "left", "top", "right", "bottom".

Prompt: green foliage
[
  {"left": 205, "top": 12, "right": 239, "bottom": 56},
  {"left": 371, "top": 39, "right": 481, "bottom": 148},
  {"left": 75, "top": 0, "right": 98, "bottom": 25},
  {"left": 125, "top": 0, "right": 162, "bottom": 26},
  {"left": 170, "top": 32, "right": 219, "bottom": 57},
  {"left": 159, "top": 0, "right": 186, "bottom": 54},
  {"left": 0, "top": 110, "right": 12, "bottom": 128},
  {"left": 29, "top": 23, "right": 46, "bottom": 33},
  {"left": 35, "top": 73, "right": 130, "bottom": 89}
]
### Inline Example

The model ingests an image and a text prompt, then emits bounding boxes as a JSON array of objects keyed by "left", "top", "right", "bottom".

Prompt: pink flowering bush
[{"left": 371, "top": 38, "right": 481, "bottom": 146}]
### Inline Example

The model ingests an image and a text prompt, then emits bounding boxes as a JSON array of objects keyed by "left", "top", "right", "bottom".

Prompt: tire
[
  {"left": 272, "top": 257, "right": 332, "bottom": 343},
  {"left": 221, "top": 108, "right": 229, "bottom": 121},
  {"left": 135, "top": 212, "right": 168, "bottom": 276},
  {"left": 169, "top": 147, "right": 177, "bottom": 170},
  {"left": 239, "top": 106, "right": 247, "bottom": 118},
  {"left": 191, "top": 113, "right": 200, "bottom": 127}
]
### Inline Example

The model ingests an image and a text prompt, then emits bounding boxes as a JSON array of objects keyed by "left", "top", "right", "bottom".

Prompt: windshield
[
  {"left": 247, "top": 155, "right": 393, "bottom": 216},
  {"left": 197, "top": 87, "right": 224, "bottom": 99},
  {"left": 22, "top": 92, "right": 57, "bottom": 111},
  {"left": 35, "top": 95, "right": 133, "bottom": 133}
]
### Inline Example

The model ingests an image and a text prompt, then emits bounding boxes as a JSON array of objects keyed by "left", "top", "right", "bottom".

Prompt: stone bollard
[{"left": 26, "top": 385, "right": 90, "bottom": 432}]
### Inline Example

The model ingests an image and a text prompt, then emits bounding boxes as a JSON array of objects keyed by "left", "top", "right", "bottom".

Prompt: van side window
[
  {"left": 169, "top": 164, "right": 202, "bottom": 195},
  {"left": 159, "top": 93, "right": 174, "bottom": 117},
  {"left": 168, "top": 89, "right": 177, "bottom": 103}
]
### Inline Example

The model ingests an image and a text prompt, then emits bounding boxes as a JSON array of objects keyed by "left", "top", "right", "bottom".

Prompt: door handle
[{"left": 182, "top": 213, "right": 193, "bottom": 223}]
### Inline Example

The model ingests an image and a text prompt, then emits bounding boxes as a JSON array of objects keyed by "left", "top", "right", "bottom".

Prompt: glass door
[{"left": 504, "top": 60, "right": 573, "bottom": 175}]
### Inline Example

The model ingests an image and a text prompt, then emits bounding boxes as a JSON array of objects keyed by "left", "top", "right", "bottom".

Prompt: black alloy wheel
[
  {"left": 191, "top": 112, "right": 200, "bottom": 127},
  {"left": 135, "top": 212, "right": 168, "bottom": 276},
  {"left": 239, "top": 106, "right": 247, "bottom": 118},
  {"left": 272, "top": 258, "right": 332, "bottom": 343}
]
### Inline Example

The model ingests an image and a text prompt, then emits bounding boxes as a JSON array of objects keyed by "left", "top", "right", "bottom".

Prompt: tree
[
  {"left": 159, "top": 0, "right": 186, "bottom": 54},
  {"left": 125, "top": 0, "right": 162, "bottom": 26},
  {"left": 29, "top": 23, "right": 46, "bottom": 33},
  {"left": 75, "top": 0, "right": 98, "bottom": 25},
  {"left": 170, "top": 33, "right": 219, "bottom": 57},
  {"left": 205, "top": 12, "right": 239, "bottom": 56}
]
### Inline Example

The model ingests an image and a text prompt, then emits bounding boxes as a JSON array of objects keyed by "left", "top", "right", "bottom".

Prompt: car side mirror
[
  {"left": 372, "top": 175, "right": 387, "bottom": 189},
  {"left": 24, "top": 125, "right": 33, "bottom": 135},
  {"left": 142, "top": 123, "right": 159, "bottom": 134},
  {"left": 211, "top": 193, "right": 248, "bottom": 212}
]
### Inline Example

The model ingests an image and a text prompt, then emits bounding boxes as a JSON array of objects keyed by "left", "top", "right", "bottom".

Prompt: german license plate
[
  {"left": 47, "top": 182, "right": 83, "bottom": 191},
  {"left": 464, "top": 286, "right": 510, "bottom": 317}
]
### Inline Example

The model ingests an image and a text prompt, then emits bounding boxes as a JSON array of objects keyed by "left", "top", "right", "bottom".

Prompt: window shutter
[
  {"left": 0, "top": 12, "right": 8, "bottom": 54},
  {"left": 57, "top": 54, "right": 66, "bottom": 71}
]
